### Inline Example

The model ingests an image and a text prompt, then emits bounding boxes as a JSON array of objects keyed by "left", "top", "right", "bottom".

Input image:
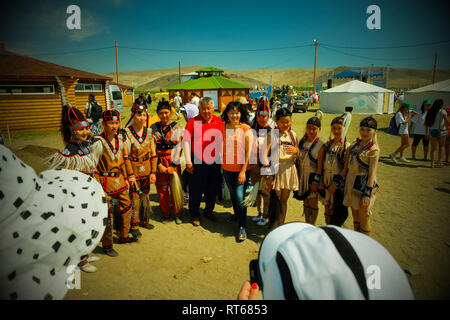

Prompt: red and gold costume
[
  {"left": 151, "top": 121, "right": 182, "bottom": 217},
  {"left": 123, "top": 125, "right": 157, "bottom": 229}
]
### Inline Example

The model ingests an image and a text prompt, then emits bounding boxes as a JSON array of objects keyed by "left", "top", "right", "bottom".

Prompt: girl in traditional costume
[
  {"left": 295, "top": 112, "right": 325, "bottom": 225},
  {"left": 49, "top": 104, "right": 100, "bottom": 272},
  {"left": 269, "top": 107, "right": 299, "bottom": 229},
  {"left": 247, "top": 99, "right": 275, "bottom": 226},
  {"left": 341, "top": 116, "right": 380, "bottom": 236},
  {"left": 122, "top": 103, "right": 157, "bottom": 236},
  {"left": 320, "top": 114, "right": 351, "bottom": 226},
  {"left": 91, "top": 110, "right": 137, "bottom": 257},
  {"left": 151, "top": 100, "right": 184, "bottom": 224}
]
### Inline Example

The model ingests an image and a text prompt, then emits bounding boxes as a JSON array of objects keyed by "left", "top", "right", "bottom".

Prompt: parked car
[
  {"left": 292, "top": 95, "right": 307, "bottom": 113},
  {"left": 280, "top": 96, "right": 293, "bottom": 113},
  {"left": 108, "top": 84, "right": 124, "bottom": 113}
]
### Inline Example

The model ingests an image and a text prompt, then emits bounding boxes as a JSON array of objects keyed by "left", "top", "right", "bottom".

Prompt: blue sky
[{"left": 1, "top": 0, "right": 449, "bottom": 74}]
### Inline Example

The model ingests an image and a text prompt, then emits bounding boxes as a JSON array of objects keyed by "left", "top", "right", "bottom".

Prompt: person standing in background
[
  {"left": 390, "top": 102, "right": 418, "bottom": 163},
  {"left": 410, "top": 99, "right": 431, "bottom": 160},
  {"left": 235, "top": 97, "right": 253, "bottom": 125},
  {"left": 135, "top": 93, "right": 148, "bottom": 108},
  {"left": 425, "top": 99, "right": 449, "bottom": 168},
  {"left": 445, "top": 106, "right": 450, "bottom": 165},
  {"left": 190, "top": 92, "right": 200, "bottom": 107},
  {"left": 173, "top": 91, "right": 183, "bottom": 119},
  {"left": 84, "top": 93, "right": 102, "bottom": 135},
  {"left": 180, "top": 103, "right": 199, "bottom": 122}
]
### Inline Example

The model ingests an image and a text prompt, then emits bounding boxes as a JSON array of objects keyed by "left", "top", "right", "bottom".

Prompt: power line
[
  {"left": 118, "top": 44, "right": 314, "bottom": 53},
  {"left": 25, "top": 39, "right": 449, "bottom": 57},
  {"left": 30, "top": 46, "right": 114, "bottom": 57},
  {"left": 320, "top": 44, "right": 430, "bottom": 61},
  {"left": 320, "top": 40, "right": 450, "bottom": 50}
]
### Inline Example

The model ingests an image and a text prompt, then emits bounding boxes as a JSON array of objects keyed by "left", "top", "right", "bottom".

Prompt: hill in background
[{"left": 106, "top": 66, "right": 450, "bottom": 91}]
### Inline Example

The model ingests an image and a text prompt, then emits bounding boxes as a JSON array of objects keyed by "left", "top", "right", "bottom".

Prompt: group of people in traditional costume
[
  {"left": 48, "top": 94, "right": 380, "bottom": 272},
  {"left": 241, "top": 98, "right": 379, "bottom": 237},
  {"left": 49, "top": 100, "right": 183, "bottom": 273}
]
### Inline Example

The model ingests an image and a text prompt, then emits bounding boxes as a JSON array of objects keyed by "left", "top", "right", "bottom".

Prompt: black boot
[
  {"left": 130, "top": 229, "right": 142, "bottom": 238},
  {"left": 118, "top": 236, "right": 138, "bottom": 244},
  {"left": 103, "top": 246, "right": 119, "bottom": 257}
]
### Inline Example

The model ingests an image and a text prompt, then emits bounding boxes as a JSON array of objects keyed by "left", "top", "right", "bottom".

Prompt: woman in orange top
[{"left": 221, "top": 101, "right": 253, "bottom": 242}]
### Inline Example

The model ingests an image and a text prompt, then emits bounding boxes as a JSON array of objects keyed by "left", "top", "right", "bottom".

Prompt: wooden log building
[{"left": 0, "top": 46, "right": 114, "bottom": 132}]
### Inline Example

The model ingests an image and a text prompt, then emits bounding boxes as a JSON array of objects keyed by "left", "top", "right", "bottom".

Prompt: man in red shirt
[{"left": 183, "top": 97, "right": 224, "bottom": 226}]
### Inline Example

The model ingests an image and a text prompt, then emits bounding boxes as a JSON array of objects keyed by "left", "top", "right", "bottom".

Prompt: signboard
[
  {"left": 249, "top": 89, "right": 268, "bottom": 100},
  {"left": 202, "top": 90, "right": 219, "bottom": 110}
]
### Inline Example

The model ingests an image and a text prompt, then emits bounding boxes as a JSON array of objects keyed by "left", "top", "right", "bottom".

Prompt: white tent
[
  {"left": 319, "top": 80, "right": 394, "bottom": 114},
  {"left": 404, "top": 79, "right": 450, "bottom": 110}
]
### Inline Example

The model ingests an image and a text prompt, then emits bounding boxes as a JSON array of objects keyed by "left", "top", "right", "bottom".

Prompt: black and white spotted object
[{"left": 0, "top": 145, "right": 108, "bottom": 300}]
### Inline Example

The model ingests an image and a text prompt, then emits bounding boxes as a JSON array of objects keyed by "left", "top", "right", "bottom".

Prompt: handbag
[{"left": 352, "top": 175, "right": 379, "bottom": 196}]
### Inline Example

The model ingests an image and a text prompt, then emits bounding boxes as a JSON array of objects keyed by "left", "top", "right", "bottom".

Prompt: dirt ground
[{"left": 5, "top": 107, "right": 450, "bottom": 300}]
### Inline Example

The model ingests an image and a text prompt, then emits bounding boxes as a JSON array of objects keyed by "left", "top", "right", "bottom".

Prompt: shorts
[
  {"left": 412, "top": 134, "right": 429, "bottom": 147},
  {"left": 429, "top": 129, "right": 448, "bottom": 139}
]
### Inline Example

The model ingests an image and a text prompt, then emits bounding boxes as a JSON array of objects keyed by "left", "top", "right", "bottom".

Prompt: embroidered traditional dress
[
  {"left": 49, "top": 105, "right": 95, "bottom": 175},
  {"left": 151, "top": 121, "right": 182, "bottom": 217},
  {"left": 91, "top": 132, "right": 134, "bottom": 250},
  {"left": 273, "top": 130, "right": 299, "bottom": 192},
  {"left": 343, "top": 140, "right": 379, "bottom": 212},
  {"left": 297, "top": 136, "right": 325, "bottom": 199},
  {"left": 250, "top": 119, "right": 274, "bottom": 218},
  {"left": 49, "top": 138, "right": 96, "bottom": 176},
  {"left": 320, "top": 139, "right": 351, "bottom": 206},
  {"left": 123, "top": 125, "right": 157, "bottom": 229}
]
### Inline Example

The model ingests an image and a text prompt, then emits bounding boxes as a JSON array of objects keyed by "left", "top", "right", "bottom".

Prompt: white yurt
[
  {"left": 319, "top": 80, "right": 395, "bottom": 114},
  {"left": 404, "top": 79, "right": 450, "bottom": 110}
]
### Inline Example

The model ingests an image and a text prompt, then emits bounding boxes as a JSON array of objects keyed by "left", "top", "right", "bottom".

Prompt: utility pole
[
  {"left": 179, "top": 61, "right": 181, "bottom": 84},
  {"left": 431, "top": 52, "right": 437, "bottom": 84},
  {"left": 115, "top": 41, "right": 119, "bottom": 84},
  {"left": 386, "top": 64, "right": 390, "bottom": 88},
  {"left": 313, "top": 39, "right": 318, "bottom": 93}
]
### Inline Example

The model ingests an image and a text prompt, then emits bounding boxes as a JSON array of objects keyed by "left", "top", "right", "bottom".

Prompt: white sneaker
[
  {"left": 398, "top": 156, "right": 410, "bottom": 163},
  {"left": 87, "top": 256, "right": 100, "bottom": 263},
  {"left": 390, "top": 153, "right": 397, "bottom": 163},
  {"left": 80, "top": 264, "right": 97, "bottom": 273}
]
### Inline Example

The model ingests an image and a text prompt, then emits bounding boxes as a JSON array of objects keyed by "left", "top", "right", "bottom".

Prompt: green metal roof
[
  {"left": 167, "top": 76, "right": 250, "bottom": 90},
  {"left": 195, "top": 67, "right": 224, "bottom": 72}
]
